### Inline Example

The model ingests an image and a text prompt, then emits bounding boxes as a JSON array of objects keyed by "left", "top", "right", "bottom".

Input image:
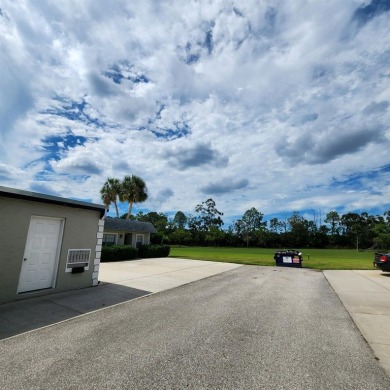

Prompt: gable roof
[
  {"left": 104, "top": 217, "right": 158, "bottom": 234},
  {"left": 0, "top": 185, "right": 106, "bottom": 218}
]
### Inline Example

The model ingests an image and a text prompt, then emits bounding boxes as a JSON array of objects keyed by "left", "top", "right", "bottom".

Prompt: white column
[{"left": 92, "top": 217, "right": 105, "bottom": 286}]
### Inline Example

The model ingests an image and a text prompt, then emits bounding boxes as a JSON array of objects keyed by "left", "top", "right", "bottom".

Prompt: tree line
[
  {"left": 100, "top": 178, "right": 390, "bottom": 249},
  {"left": 121, "top": 199, "right": 390, "bottom": 250}
]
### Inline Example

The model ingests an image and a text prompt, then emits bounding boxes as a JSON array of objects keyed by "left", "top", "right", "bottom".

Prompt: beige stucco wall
[{"left": 0, "top": 196, "right": 102, "bottom": 304}]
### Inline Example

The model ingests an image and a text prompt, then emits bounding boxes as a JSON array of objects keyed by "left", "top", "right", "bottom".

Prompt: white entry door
[{"left": 18, "top": 217, "right": 63, "bottom": 293}]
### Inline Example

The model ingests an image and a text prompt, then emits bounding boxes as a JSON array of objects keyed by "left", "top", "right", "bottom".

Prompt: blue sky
[{"left": 1, "top": 0, "right": 390, "bottom": 226}]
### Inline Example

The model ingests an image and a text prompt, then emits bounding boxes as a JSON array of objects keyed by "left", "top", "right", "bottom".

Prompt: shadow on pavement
[{"left": 0, "top": 284, "right": 151, "bottom": 340}]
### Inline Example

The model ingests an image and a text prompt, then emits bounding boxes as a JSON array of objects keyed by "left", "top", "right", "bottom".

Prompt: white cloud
[{"left": 1, "top": 0, "right": 390, "bottom": 221}]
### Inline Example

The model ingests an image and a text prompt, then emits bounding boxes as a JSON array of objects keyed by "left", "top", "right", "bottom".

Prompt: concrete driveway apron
[{"left": 98, "top": 257, "right": 242, "bottom": 292}]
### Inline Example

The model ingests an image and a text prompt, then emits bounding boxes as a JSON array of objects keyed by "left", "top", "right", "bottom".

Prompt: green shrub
[
  {"left": 101, "top": 245, "right": 138, "bottom": 262},
  {"left": 138, "top": 244, "right": 171, "bottom": 258}
]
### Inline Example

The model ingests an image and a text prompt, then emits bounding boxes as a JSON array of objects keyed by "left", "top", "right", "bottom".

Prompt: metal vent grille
[{"left": 66, "top": 249, "right": 91, "bottom": 268}]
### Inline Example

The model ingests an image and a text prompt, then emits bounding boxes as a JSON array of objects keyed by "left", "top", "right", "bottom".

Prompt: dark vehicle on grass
[{"left": 374, "top": 252, "right": 390, "bottom": 272}]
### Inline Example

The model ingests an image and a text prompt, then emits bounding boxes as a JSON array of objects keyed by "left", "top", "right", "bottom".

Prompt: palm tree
[
  {"left": 121, "top": 175, "right": 148, "bottom": 219},
  {"left": 100, "top": 178, "right": 121, "bottom": 217}
]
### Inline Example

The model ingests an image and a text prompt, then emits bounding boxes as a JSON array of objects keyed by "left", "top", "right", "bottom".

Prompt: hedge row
[
  {"left": 138, "top": 244, "right": 170, "bottom": 258},
  {"left": 101, "top": 244, "right": 170, "bottom": 262},
  {"left": 101, "top": 245, "right": 138, "bottom": 262}
]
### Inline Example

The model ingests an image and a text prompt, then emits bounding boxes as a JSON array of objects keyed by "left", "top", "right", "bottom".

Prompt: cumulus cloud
[
  {"left": 0, "top": 0, "right": 390, "bottom": 219},
  {"left": 88, "top": 73, "right": 118, "bottom": 96},
  {"left": 276, "top": 126, "right": 386, "bottom": 165},
  {"left": 156, "top": 188, "right": 174, "bottom": 203},
  {"left": 29, "top": 182, "right": 61, "bottom": 197},
  {"left": 0, "top": 164, "right": 27, "bottom": 182},
  {"left": 51, "top": 155, "right": 103, "bottom": 175},
  {"left": 164, "top": 143, "right": 229, "bottom": 170},
  {"left": 363, "top": 101, "right": 389, "bottom": 115},
  {"left": 201, "top": 178, "right": 249, "bottom": 195}
]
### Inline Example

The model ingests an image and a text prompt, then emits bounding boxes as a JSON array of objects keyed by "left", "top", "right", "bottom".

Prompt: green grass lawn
[{"left": 169, "top": 246, "right": 377, "bottom": 270}]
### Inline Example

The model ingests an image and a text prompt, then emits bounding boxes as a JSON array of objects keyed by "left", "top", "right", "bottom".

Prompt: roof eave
[{"left": 0, "top": 186, "right": 107, "bottom": 218}]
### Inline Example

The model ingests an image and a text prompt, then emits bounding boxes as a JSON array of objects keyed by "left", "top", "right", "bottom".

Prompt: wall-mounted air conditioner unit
[{"left": 66, "top": 249, "right": 91, "bottom": 273}]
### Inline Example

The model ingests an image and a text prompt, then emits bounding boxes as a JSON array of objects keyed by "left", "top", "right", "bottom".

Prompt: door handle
[{"left": 23, "top": 258, "right": 27, "bottom": 261}]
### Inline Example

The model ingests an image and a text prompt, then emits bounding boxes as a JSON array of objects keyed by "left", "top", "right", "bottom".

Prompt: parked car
[{"left": 373, "top": 252, "right": 390, "bottom": 272}]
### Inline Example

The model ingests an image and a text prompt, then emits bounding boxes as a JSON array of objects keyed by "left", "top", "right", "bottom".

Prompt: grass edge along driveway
[{"left": 169, "top": 246, "right": 377, "bottom": 270}]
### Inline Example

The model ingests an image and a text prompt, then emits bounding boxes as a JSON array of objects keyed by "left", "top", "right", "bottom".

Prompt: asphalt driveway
[
  {"left": 0, "top": 258, "right": 241, "bottom": 339},
  {"left": 1, "top": 264, "right": 390, "bottom": 389}
]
